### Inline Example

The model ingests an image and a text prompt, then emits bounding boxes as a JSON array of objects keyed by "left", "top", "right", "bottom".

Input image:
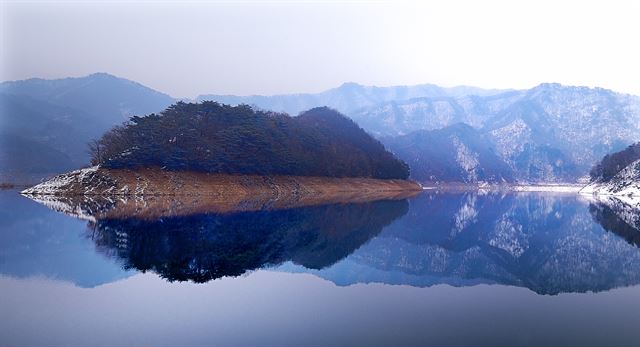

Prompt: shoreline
[
  {"left": 25, "top": 166, "right": 636, "bottom": 198},
  {"left": 419, "top": 182, "right": 584, "bottom": 193},
  {"left": 20, "top": 166, "right": 422, "bottom": 219},
  {"left": 21, "top": 166, "right": 422, "bottom": 197}
]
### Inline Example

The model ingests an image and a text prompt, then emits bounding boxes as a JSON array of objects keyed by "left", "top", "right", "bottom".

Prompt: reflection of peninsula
[
  {"left": 89, "top": 199, "right": 409, "bottom": 282},
  {"left": 24, "top": 189, "right": 413, "bottom": 283},
  {"left": 26, "top": 184, "right": 418, "bottom": 220}
]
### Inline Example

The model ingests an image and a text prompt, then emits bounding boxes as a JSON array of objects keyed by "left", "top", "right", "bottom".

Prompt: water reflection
[
  {"left": 589, "top": 196, "right": 640, "bottom": 247},
  {"left": 0, "top": 190, "right": 131, "bottom": 287},
  {"left": 293, "top": 192, "right": 640, "bottom": 295},
  {"left": 20, "top": 190, "right": 640, "bottom": 294},
  {"left": 88, "top": 200, "right": 409, "bottom": 282}
]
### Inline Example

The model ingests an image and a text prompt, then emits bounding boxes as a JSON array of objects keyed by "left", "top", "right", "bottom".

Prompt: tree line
[
  {"left": 89, "top": 101, "right": 409, "bottom": 179},
  {"left": 589, "top": 142, "right": 640, "bottom": 182}
]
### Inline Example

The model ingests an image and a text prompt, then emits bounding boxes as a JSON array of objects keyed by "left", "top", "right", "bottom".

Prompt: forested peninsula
[{"left": 23, "top": 102, "right": 420, "bottom": 198}]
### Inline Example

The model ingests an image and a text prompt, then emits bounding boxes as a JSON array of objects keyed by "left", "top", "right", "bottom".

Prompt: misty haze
[{"left": 2, "top": 1, "right": 640, "bottom": 347}]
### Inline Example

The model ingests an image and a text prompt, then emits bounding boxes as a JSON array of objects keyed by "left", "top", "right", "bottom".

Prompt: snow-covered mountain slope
[
  {"left": 350, "top": 91, "right": 525, "bottom": 137},
  {"left": 485, "top": 84, "right": 640, "bottom": 176},
  {"left": 581, "top": 159, "right": 640, "bottom": 199},
  {"left": 383, "top": 123, "right": 513, "bottom": 183}
]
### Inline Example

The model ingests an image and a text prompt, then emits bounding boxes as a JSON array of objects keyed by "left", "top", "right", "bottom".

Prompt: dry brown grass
[
  {"left": 39, "top": 167, "right": 421, "bottom": 197},
  {"left": 23, "top": 167, "right": 422, "bottom": 218}
]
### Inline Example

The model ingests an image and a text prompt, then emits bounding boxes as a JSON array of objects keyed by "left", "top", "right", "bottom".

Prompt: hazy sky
[{"left": 1, "top": 0, "right": 639, "bottom": 98}]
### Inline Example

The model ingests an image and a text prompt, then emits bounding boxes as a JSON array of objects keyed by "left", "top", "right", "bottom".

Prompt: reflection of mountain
[
  {"left": 88, "top": 200, "right": 409, "bottom": 282},
  {"left": 299, "top": 192, "right": 640, "bottom": 295}
]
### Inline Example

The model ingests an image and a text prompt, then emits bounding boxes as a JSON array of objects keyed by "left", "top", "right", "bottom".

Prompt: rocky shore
[{"left": 21, "top": 166, "right": 421, "bottom": 218}]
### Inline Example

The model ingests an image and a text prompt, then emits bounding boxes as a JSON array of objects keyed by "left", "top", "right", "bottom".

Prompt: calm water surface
[{"left": 2, "top": 189, "right": 640, "bottom": 346}]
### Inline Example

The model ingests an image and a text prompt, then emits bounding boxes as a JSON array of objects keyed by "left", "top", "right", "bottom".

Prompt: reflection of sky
[
  {"left": 2, "top": 271, "right": 640, "bottom": 347},
  {"left": 277, "top": 260, "right": 491, "bottom": 288},
  {"left": 0, "top": 191, "right": 132, "bottom": 287}
]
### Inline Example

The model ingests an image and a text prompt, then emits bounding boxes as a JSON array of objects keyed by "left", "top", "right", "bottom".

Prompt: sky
[{"left": 1, "top": 0, "right": 639, "bottom": 98}]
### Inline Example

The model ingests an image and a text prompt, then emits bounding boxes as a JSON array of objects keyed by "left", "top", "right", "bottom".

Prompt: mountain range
[
  {"left": 203, "top": 82, "right": 640, "bottom": 182},
  {"left": 354, "top": 85, "right": 640, "bottom": 182},
  {"left": 2, "top": 73, "right": 640, "bottom": 183}
]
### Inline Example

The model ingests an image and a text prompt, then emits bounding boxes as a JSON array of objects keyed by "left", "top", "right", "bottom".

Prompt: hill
[
  {"left": 90, "top": 102, "right": 410, "bottom": 179},
  {"left": 589, "top": 142, "right": 640, "bottom": 183},
  {"left": 581, "top": 143, "right": 640, "bottom": 198},
  {"left": 0, "top": 93, "right": 107, "bottom": 181},
  {"left": 0, "top": 73, "right": 175, "bottom": 182}
]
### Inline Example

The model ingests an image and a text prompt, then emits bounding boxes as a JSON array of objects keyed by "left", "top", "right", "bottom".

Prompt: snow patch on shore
[
  {"left": 511, "top": 184, "right": 583, "bottom": 193},
  {"left": 21, "top": 166, "right": 99, "bottom": 195},
  {"left": 579, "top": 159, "right": 640, "bottom": 202},
  {"left": 420, "top": 183, "right": 583, "bottom": 193}
]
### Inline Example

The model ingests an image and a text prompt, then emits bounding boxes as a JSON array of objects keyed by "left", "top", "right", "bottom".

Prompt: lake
[{"left": 2, "top": 189, "right": 640, "bottom": 346}]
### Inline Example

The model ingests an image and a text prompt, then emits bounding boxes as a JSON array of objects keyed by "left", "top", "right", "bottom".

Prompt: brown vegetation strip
[{"left": 23, "top": 167, "right": 422, "bottom": 218}]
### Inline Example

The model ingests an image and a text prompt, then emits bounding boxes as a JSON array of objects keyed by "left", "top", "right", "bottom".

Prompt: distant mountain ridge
[
  {"left": 0, "top": 73, "right": 175, "bottom": 181},
  {"left": 1, "top": 72, "right": 175, "bottom": 125},
  {"left": 0, "top": 93, "right": 106, "bottom": 177},
  {"left": 197, "top": 82, "right": 510, "bottom": 116},
  {"left": 357, "top": 84, "right": 640, "bottom": 182},
  {"left": 200, "top": 81, "right": 640, "bottom": 183}
]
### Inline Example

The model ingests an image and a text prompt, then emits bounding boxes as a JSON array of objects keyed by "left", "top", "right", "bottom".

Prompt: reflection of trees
[
  {"left": 88, "top": 199, "right": 409, "bottom": 283},
  {"left": 589, "top": 201, "right": 640, "bottom": 247}
]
